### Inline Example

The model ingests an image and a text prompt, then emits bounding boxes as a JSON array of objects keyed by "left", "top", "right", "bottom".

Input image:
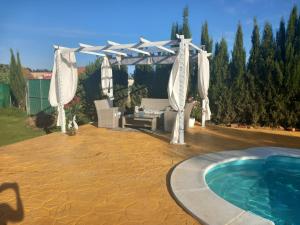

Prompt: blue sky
[{"left": 0, "top": 0, "right": 299, "bottom": 71}]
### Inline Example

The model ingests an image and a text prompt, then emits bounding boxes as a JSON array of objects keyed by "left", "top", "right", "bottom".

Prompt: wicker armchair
[
  {"left": 94, "top": 99, "right": 120, "bottom": 128},
  {"left": 164, "top": 102, "right": 194, "bottom": 132}
]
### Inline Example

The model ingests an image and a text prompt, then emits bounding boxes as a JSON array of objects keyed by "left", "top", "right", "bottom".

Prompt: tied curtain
[
  {"left": 49, "top": 49, "right": 78, "bottom": 132},
  {"left": 197, "top": 50, "right": 211, "bottom": 123},
  {"left": 101, "top": 56, "right": 113, "bottom": 99},
  {"left": 167, "top": 41, "right": 190, "bottom": 144}
]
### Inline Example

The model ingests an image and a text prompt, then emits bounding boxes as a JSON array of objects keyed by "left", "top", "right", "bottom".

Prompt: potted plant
[
  {"left": 190, "top": 101, "right": 201, "bottom": 127},
  {"left": 64, "top": 96, "right": 81, "bottom": 136}
]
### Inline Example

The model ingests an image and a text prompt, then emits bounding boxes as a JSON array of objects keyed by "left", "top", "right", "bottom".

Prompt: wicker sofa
[
  {"left": 94, "top": 99, "right": 120, "bottom": 128},
  {"left": 139, "top": 98, "right": 170, "bottom": 129},
  {"left": 140, "top": 98, "right": 170, "bottom": 112},
  {"left": 139, "top": 98, "right": 194, "bottom": 132},
  {"left": 163, "top": 102, "right": 194, "bottom": 132}
]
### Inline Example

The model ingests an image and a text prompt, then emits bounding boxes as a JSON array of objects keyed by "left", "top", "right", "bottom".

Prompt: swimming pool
[
  {"left": 170, "top": 147, "right": 300, "bottom": 225},
  {"left": 206, "top": 156, "right": 300, "bottom": 225}
]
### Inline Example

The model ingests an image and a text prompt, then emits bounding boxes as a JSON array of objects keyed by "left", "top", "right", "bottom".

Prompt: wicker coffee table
[{"left": 121, "top": 113, "right": 160, "bottom": 131}]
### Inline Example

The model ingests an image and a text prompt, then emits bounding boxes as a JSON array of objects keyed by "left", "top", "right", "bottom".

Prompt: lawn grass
[{"left": 0, "top": 107, "right": 45, "bottom": 147}]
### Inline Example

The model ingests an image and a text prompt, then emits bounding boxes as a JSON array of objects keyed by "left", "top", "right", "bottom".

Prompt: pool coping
[{"left": 169, "top": 147, "right": 300, "bottom": 225}]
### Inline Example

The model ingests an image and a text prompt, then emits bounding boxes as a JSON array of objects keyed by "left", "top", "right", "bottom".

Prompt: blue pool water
[{"left": 205, "top": 156, "right": 300, "bottom": 225}]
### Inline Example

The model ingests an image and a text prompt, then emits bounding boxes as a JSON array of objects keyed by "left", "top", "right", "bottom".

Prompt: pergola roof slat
[
  {"left": 57, "top": 36, "right": 204, "bottom": 63},
  {"left": 79, "top": 43, "right": 127, "bottom": 56},
  {"left": 139, "top": 37, "right": 176, "bottom": 54},
  {"left": 102, "top": 49, "right": 128, "bottom": 56},
  {"left": 53, "top": 45, "right": 83, "bottom": 53},
  {"left": 79, "top": 39, "right": 179, "bottom": 54},
  {"left": 109, "top": 55, "right": 177, "bottom": 65},
  {"left": 80, "top": 51, "right": 106, "bottom": 57},
  {"left": 107, "top": 40, "right": 151, "bottom": 56}
]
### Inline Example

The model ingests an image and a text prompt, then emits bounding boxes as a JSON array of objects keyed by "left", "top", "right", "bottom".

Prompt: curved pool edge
[{"left": 169, "top": 147, "right": 300, "bottom": 225}]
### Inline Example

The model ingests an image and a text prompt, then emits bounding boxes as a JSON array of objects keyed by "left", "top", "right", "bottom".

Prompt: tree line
[
  {"left": 209, "top": 6, "right": 300, "bottom": 129},
  {"left": 134, "top": 6, "right": 300, "bottom": 129}
]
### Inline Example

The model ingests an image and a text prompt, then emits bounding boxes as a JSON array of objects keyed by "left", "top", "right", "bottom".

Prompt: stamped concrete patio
[{"left": 0, "top": 125, "right": 299, "bottom": 225}]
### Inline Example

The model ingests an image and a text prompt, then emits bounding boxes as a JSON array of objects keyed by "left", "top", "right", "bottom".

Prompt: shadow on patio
[{"left": 0, "top": 183, "right": 24, "bottom": 225}]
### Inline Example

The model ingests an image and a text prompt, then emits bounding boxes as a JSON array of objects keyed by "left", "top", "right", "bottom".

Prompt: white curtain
[
  {"left": 49, "top": 49, "right": 78, "bottom": 131},
  {"left": 101, "top": 56, "right": 113, "bottom": 99},
  {"left": 168, "top": 42, "right": 189, "bottom": 144},
  {"left": 197, "top": 50, "right": 211, "bottom": 122}
]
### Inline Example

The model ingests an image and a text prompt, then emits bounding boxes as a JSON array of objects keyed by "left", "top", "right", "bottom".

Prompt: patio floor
[{"left": 0, "top": 124, "right": 299, "bottom": 225}]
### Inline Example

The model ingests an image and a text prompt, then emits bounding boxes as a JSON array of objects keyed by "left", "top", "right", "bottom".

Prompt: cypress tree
[
  {"left": 285, "top": 6, "right": 297, "bottom": 91},
  {"left": 284, "top": 6, "right": 299, "bottom": 127},
  {"left": 210, "top": 38, "right": 233, "bottom": 124},
  {"left": 248, "top": 19, "right": 261, "bottom": 80},
  {"left": 201, "top": 21, "right": 213, "bottom": 52},
  {"left": 77, "top": 58, "right": 102, "bottom": 121},
  {"left": 260, "top": 22, "right": 285, "bottom": 126},
  {"left": 112, "top": 65, "right": 129, "bottom": 109},
  {"left": 230, "top": 23, "right": 247, "bottom": 123},
  {"left": 9, "top": 49, "right": 26, "bottom": 109},
  {"left": 153, "top": 64, "right": 171, "bottom": 98},
  {"left": 261, "top": 23, "right": 276, "bottom": 125},
  {"left": 247, "top": 18, "right": 265, "bottom": 125},
  {"left": 170, "top": 23, "right": 177, "bottom": 40},
  {"left": 276, "top": 18, "right": 286, "bottom": 70},
  {"left": 176, "top": 23, "right": 181, "bottom": 36},
  {"left": 293, "top": 14, "right": 300, "bottom": 128},
  {"left": 16, "top": 52, "right": 26, "bottom": 108},
  {"left": 182, "top": 6, "right": 191, "bottom": 38},
  {"left": 133, "top": 65, "right": 154, "bottom": 96},
  {"left": 9, "top": 49, "right": 18, "bottom": 101},
  {"left": 274, "top": 18, "right": 287, "bottom": 127},
  {"left": 113, "top": 65, "right": 128, "bottom": 87}
]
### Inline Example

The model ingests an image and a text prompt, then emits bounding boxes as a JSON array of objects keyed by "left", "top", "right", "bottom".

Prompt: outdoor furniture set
[{"left": 94, "top": 98, "right": 194, "bottom": 132}]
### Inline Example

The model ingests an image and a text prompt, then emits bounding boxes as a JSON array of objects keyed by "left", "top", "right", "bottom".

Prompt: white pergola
[{"left": 52, "top": 35, "right": 207, "bottom": 144}]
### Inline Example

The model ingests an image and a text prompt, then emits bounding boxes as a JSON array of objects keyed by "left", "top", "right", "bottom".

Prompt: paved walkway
[{"left": 0, "top": 125, "right": 299, "bottom": 225}]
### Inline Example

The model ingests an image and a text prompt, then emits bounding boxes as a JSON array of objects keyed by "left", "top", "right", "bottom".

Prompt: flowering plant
[
  {"left": 64, "top": 96, "right": 81, "bottom": 133},
  {"left": 190, "top": 100, "right": 201, "bottom": 121}
]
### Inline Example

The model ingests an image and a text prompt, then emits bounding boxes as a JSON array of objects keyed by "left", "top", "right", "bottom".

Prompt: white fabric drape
[
  {"left": 49, "top": 49, "right": 78, "bottom": 131},
  {"left": 168, "top": 42, "right": 189, "bottom": 144},
  {"left": 197, "top": 50, "right": 211, "bottom": 122},
  {"left": 101, "top": 56, "right": 113, "bottom": 99}
]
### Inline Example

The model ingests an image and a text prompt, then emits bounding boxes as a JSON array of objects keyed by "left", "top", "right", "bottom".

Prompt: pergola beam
[
  {"left": 102, "top": 49, "right": 127, "bottom": 56},
  {"left": 109, "top": 55, "right": 177, "bottom": 65},
  {"left": 139, "top": 37, "right": 175, "bottom": 54},
  {"left": 79, "top": 43, "right": 127, "bottom": 56},
  {"left": 79, "top": 39, "right": 178, "bottom": 53},
  {"left": 53, "top": 45, "right": 83, "bottom": 54},
  {"left": 107, "top": 40, "right": 151, "bottom": 56},
  {"left": 80, "top": 51, "right": 106, "bottom": 57},
  {"left": 189, "top": 42, "right": 201, "bottom": 51},
  {"left": 108, "top": 54, "right": 198, "bottom": 65}
]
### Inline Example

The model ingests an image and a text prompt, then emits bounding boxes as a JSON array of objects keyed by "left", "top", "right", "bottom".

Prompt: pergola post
[{"left": 178, "top": 35, "right": 186, "bottom": 144}]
